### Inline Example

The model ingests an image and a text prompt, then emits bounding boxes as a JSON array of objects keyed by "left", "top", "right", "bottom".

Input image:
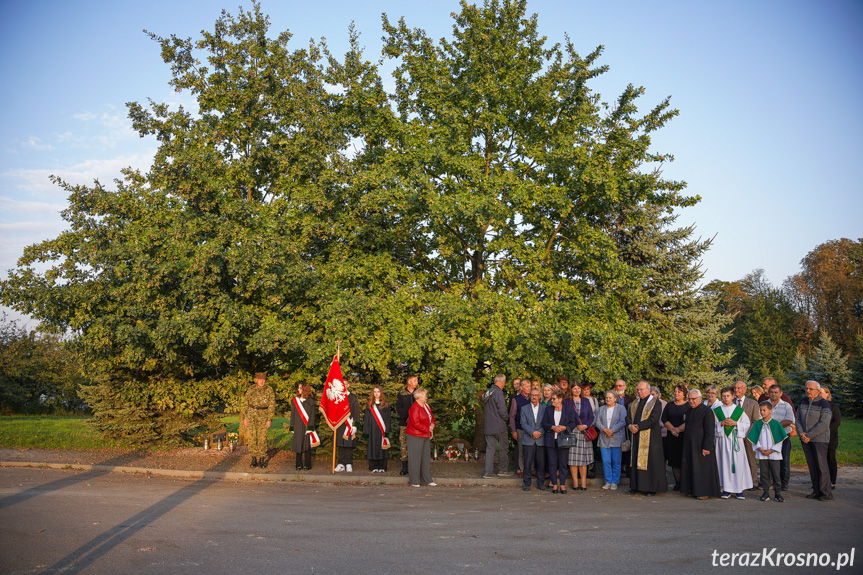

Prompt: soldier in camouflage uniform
[{"left": 241, "top": 372, "right": 275, "bottom": 468}]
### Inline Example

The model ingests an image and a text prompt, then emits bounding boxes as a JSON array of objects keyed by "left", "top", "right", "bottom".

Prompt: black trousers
[
  {"left": 295, "top": 450, "right": 312, "bottom": 468},
  {"left": 522, "top": 444, "right": 546, "bottom": 488},
  {"left": 801, "top": 441, "right": 832, "bottom": 497},
  {"left": 338, "top": 446, "right": 355, "bottom": 465},
  {"left": 758, "top": 459, "right": 781, "bottom": 495}
]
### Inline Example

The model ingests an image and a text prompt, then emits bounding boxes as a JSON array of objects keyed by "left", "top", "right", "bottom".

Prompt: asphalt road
[{"left": 1, "top": 467, "right": 861, "bottom": 575}]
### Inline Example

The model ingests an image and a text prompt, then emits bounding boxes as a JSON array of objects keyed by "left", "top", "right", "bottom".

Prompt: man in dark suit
[
  {"left": 519, "top": 388, "right": 546, "bottom": 491},
  {"left": 734, "top": 381, "right": 761, "bottom": 489}
]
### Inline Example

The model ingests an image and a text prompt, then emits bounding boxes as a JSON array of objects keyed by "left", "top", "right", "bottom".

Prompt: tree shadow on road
[
  {"left": 42, "top": 457, "right": 240, "bottom": 574},
  {"left": 0, "top": 452, "right": 150, "bottom": 511}
]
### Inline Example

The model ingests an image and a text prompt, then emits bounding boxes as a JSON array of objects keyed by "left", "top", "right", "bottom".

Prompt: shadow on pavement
[
  {"left": 43, "top": 456, "right": 238, "bottom": 574},
  {"left": 0, "top": 452, "right": 149, "bottom": 511}
]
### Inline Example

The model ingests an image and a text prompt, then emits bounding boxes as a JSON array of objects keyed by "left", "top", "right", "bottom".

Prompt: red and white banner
[{"left": 319, "top": 355, "right": 351, "bottom": 430}]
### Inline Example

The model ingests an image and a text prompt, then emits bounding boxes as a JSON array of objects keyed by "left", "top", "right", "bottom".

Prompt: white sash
[
  {"left": 293, "top": 397, "right": 309, "bottom": 426},
  {"left": 371, "top": 404, "right": 391, "bottom": 449}
]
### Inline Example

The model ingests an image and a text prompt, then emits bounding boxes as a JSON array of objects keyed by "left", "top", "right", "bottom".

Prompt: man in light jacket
[{"left": 482, "top": 374, "right": 513, "bottom": 479}]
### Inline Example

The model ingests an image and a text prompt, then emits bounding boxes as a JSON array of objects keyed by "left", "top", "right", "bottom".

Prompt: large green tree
[{"left": 1, "top": 0, "right": 729, "bottom": 443}]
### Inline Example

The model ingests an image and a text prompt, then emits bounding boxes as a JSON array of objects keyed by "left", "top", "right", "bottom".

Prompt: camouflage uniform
[{"left": 241, "top": 384, "right": 275, "bottom": 458}]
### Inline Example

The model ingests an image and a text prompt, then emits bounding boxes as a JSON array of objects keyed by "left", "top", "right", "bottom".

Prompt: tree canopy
[{"left": 0, "top": 0, "right": 729, "bottom": 442}]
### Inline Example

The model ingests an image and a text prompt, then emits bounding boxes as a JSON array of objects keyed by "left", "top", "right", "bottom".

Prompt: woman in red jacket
[{"left": 406, "top": 388, "right": 437, "bottom": 487}]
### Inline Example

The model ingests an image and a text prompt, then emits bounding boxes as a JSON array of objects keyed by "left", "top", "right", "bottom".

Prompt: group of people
[
  {"left": 240, "top": 372, "right": 842, "bottom": 501},
  {"left": 484, "top": 374, "right": 841, "bottom": 501}
]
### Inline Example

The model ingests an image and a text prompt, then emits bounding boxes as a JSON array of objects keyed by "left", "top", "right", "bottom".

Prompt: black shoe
[
  {"left": 819, "top": 494, "right": 833, "bottom": 501},
  {"left": 250, "top": 457, "right": 258, "bottom": 468},
  {"left": 759, "top": 494, "right": 770, "bottom": 502},
  {"left": 259, "top": 457, "right": 268, "bottom": 469},
  {"left": 746, "top": 486, "right": 760, "bottom": 492},
  {"left": 522, "top": 486, "right": 531, "bottom": 491},
  {"left": 672, "top": 484, "right": 680, "bottom": 491},
  {"left": 805, "top": 492, "right": 820, "bottom": 499},
  {"left": 775, "top": 494, "right": 785, "bottom": 503},
  {"left": 399, "top": 462, "right": 409, "bottom": 476}
]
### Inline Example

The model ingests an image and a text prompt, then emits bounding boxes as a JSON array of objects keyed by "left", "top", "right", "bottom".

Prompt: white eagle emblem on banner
[{"left": 326, "top": 378, "right": 347, "bottom": 403}]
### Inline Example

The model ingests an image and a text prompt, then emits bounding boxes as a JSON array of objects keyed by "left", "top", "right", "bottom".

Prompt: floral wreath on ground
[{"left": 443, "top": 444, "right": 464, "bottom": 460}]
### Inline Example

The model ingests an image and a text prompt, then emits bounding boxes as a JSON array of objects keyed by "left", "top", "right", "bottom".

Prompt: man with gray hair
[
  {"left": 482, "top": 374, "right": 513, "bottom": 479},
  {"left": 797, "top": 380, "right": 833, "bottom": 501},
  {"left": 680, "top": 389, "right": 721, "bottom": 499}
]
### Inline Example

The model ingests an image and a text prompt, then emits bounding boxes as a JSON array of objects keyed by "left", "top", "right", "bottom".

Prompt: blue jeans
[{"left": 600, "top": 446, "right": 622, "bottom": 484}]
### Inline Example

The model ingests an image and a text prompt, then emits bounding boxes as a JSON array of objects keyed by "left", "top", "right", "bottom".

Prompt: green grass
[
  {"left": 3, "top": 415, "right": 862, "bottom": 466},
  {"left": 0, "top": 415, "right": 131, "bottom": 449},
  {"left": 789, "top": 417, "right": 863, "bottom": 466},
  {"left": 218, "top": 415, "right": 293, "bottom": 451}
]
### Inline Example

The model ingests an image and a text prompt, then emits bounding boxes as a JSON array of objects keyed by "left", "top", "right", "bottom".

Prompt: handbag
[
  {"left": 583, "top": 426, "right": 598, "bottom": 442},
  {"left": 621, "top": 439, "right": 631, "bottom": 452},
  {"left": 557, "top": 432, "right": 578, "bottom": 448}
]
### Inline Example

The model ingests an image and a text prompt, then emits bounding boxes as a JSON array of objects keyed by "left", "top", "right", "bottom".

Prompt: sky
[{"left": 1, "top": 0, "right": 862, "bottom": 325}]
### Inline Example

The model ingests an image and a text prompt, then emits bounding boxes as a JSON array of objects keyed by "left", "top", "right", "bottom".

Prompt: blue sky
[{"left": 1, "top": 0, "right": 861, "bottom": 324}]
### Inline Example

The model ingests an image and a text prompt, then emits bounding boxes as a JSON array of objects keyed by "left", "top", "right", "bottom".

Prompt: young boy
[{"left": 746, "top": 401, "right": 789, "bottom": 502}]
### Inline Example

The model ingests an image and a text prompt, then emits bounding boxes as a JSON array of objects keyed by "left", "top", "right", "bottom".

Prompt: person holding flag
[
  {"left": 363, "top": 385, "right": 392, "bottom": 473},
  {"left": 289, "top": 382, "right": 319, "bottom": 470},
  {"left": 333, "top": 380, "right": 360, "bottom": 472}
]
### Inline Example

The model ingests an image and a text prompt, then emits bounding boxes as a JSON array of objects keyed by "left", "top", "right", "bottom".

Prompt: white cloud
[
  {"left": 22, "top": 136, "right": 53, "bottom": 151},
  {"left": 59, "top": 106, "right": 141, "bottom": 150},
  {"left": 1, "top": 152, "right": 155, "bottom": 198},
  {"left": 0, "top": 196, "right": 66, "bottom": 221}
]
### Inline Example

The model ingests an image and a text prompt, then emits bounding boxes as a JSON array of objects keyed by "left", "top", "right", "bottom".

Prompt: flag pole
[{"left": 331, "top": 343, "right": 341, "bottom": 475}]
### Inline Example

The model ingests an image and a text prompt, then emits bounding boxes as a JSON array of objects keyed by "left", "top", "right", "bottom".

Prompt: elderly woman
[
  {"left": 820, "top": 386, "right": 842, "bottom": 489},
  {"left": 406, "top": 387, "right": 436, "bottom": 487},
  {"left": 662, "top": 383, "right": 691, "bottom": 491},
  {"left": 595, "top": 390, "right": 627, "bottom": 489},
  {"left": 541, "top": 391, "right": 578, "bottom": 494},
  {"left": 565, "top": 382, "right": 594, "bottom": 491},
  {"left": 703, "top": 385, "right": 720, "bottom": 409}
]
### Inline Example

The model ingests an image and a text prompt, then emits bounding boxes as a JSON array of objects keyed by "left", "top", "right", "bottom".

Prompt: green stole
[
  {"left": 714, "top": 404, "right": 744, "bottom": 473},
  {"left": 746, "top": 418, "right": 789, "bottom": 446}
]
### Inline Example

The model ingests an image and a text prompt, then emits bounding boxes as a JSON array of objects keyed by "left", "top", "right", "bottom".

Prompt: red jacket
[{"left": 407, "top": 402, "right": 435, "bottom": 437}]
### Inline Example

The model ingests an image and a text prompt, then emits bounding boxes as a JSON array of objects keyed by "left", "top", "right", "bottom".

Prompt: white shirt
[
  {"left": 531, "top": 403, "right": 539, "bottom": 422},
  {"left": 553, "top": 409, "right": 562, "bottom": 438},
  {"left": 605, "top": 405, "right": 614, "bottom": 429}
]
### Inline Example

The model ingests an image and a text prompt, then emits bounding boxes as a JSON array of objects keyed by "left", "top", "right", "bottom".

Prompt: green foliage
[
  {"left": 705, "top": 269, "right": 801, "bottom": 385},
  {"left": 785, "top": 332, "right": 856, "bottom": 414},
  {"left": 0, "top": 314, "right": 85, "bottom": 413},
  {"left": 783, "top": 238, "right": 863, "bottom": 355}
]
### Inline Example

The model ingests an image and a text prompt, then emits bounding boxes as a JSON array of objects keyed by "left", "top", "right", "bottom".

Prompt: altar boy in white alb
[
  {"left": 747, "top": 401, "right": 788, "bottom": 503},
  {"left": 713, "top": 386, "right": 753, "bottom": 499}
]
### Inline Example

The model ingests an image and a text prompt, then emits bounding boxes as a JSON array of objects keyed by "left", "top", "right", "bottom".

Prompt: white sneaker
[
  {"left": 411, "top": 484, "right": 421, "bottom": 487},
  {"left": 346, "top": 464, "right": 353, "bottom": 472},
  {"left": 610, "top": 483, "right": 618, "bottom": 490},
  {"left": 428, "top": 482, "right": 437, "bottom": 486},
  {"left": 334, "top": 464, "right": 345, "bottom": 472},
  {"left": 602, "top": 483, "right": 611, "bottom": 490}
]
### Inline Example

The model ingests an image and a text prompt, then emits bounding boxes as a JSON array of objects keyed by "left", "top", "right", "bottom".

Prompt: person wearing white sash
[
  {"left": 362, "top": 386, "right": 392, "bottom": 473},
  {"left": 715, "top": 386, "right": 753, "bottom": 499},
  {"left": 289, "top": 382, "right": 318, "bottom": 470}
]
